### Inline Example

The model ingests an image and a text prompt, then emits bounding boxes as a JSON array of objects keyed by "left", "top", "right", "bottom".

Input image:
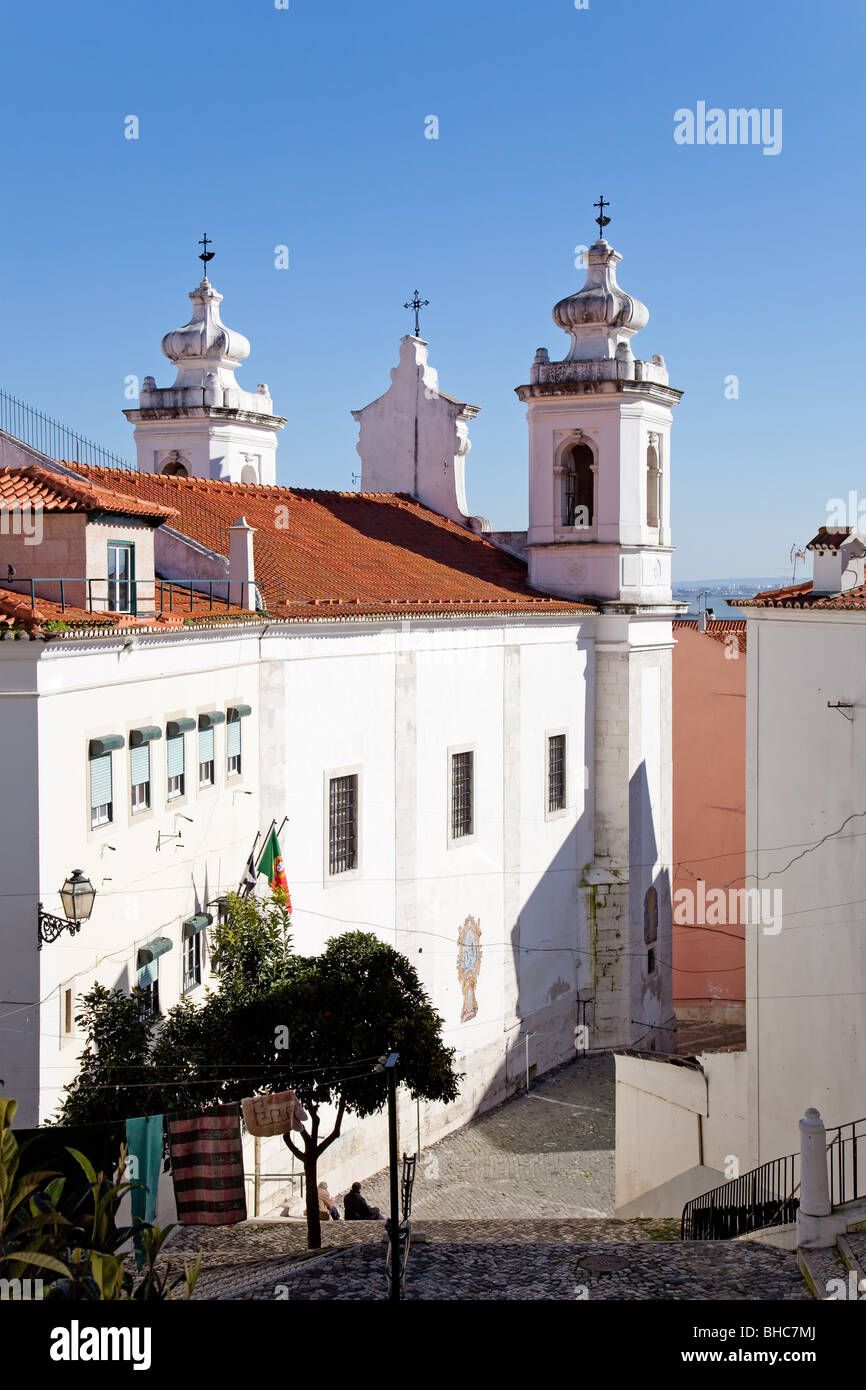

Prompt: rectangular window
[
  {"left": 329, "top": 774, "right": 358, "bottom": 875},
  {"left": 64, "top": 988, "right": 73, "bottom": 1036},
  {"left": 198, "top": 725, "right": 215, "bottom": 787},
  {"left": 166, "top": 733, "right": 185, "bottom": 800},
  {"left": 451, "top": 751, "right": 474, "bottom": 839},
  {"left": 89, "top": 751, "right": 113, "bottom": 828},
  {"left": 548, "top": 734, "right": 566, "bottom": 812},
  {"left": 130, "top": 742, "right": 151, "bottom": 813},
  {"left": 226, "top": 718, "right": 242, "bottom": 777},
  {"left": 183, "top": 931, "right": 203, "bottom": 993},
  {"left": 107, "top": 541, "right": 135, "bottom": 614},
  {"left": 137, "top": 960, "right": 160, "bottom": 1018}
]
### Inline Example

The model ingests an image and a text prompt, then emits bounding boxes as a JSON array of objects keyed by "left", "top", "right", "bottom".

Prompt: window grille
[
  {"left": 548, "top": 734, "right": 566, "bottom": 812},
  {"left": 329, "top": 774, "right": 358, "bottom": 874},
  {"left": 451, "top": 751, "right": 474, "bottom": 839}
]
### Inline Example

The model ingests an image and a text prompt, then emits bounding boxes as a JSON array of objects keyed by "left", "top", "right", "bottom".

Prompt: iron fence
[{"left": 0, "top": 388, "right": 134, "bottom": 471}]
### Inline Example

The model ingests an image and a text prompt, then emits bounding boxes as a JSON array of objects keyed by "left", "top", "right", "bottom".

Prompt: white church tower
[
  {"left": 125, "top": 243, "right": 285, "bottom": 484},
  {"left": 517, "top": 228, "right": 681, "bottom": 603},
  {"left": 516, "top": 212, "right": 683, "bottom": 1053}
]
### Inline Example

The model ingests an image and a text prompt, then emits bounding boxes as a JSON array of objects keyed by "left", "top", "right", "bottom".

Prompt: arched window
[
  {"left": 646, "top": 443, "right": 660, "bottom": 528},
  {"left": 562, "top": 442, "right": 594, "bottom": 527},
  {"left": 240, "top": 464, "right": 258, "bottom": 485},
  {"left": 161, "top": 461, "right": 188, "bottom": 477}
]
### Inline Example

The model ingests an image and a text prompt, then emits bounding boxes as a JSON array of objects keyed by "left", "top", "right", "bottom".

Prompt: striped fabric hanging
[{"left": 167, "top": 1104, "right": 246, "bottom": 1226}]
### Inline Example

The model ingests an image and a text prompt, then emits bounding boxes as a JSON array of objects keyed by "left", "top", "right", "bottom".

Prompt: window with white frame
[
  {"left": 183, "top": 930, "right": 203, "bottom": 993},
  {"left": 130, "top": 742, "right": 151, "bottom": 813},
  {"left": 450, "top": 750, "right": 474, "bottom": 839},
  {"left": 328, "top": 774, "right": 358, "bottom": 874},
  {"left": 547, "top": 734, "right": 567, "bottom": 813},
  {"left": 199, "top": 725, "right": 215, "bottom": 787},
  {"left": 89, "top": 752, "right": 113, "bottom": 828},
  {"left": 166, "top": 733, "right": 185, "bottom": 800},
  {"left": 226, "top": 717, "right": 242, "bottom": 777}
]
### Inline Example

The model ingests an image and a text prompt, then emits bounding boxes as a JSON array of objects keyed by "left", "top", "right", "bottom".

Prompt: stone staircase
[{"left": 799, "top": 1223, "right": 866, "bottom": 1300}]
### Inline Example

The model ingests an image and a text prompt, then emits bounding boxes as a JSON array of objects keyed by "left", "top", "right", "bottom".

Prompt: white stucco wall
[{"left": 744, "top": 609, "right": 866, "bottom": 1162}]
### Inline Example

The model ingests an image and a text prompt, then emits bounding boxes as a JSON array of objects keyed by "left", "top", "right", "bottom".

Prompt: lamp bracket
[{"left": 37, "top": 906, "right": 82, "bottom": 950}]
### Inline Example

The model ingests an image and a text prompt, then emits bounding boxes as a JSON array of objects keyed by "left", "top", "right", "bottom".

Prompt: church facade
[{"left": 0, "top": 229, "right": 681, "bottom": 1206}]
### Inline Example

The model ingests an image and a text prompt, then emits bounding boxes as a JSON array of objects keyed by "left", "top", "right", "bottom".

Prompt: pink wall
[{"left": 672, "top": 622, "right": 746, "bottom": 1021}]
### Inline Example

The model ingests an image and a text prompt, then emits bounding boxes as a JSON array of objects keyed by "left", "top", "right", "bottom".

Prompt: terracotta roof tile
[
  {"left": 66, "top": 466, "right": 596, "bottom": 619},
  {"left": 0, "top": 463, "right": 176, "bottom": 520},
  {"left": 735, "top": 581, "right": 866, "bottom": 610},
  {"left": 673, "top": 617, "right": 747, "bottom": 653}
]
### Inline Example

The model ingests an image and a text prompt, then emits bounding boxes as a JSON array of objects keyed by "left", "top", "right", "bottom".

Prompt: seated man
[{"left": 343, "top": 1180, "right": 383, "bottom": 1220}]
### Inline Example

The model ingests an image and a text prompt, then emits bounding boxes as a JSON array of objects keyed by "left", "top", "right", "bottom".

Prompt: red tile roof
[
  {"left": 673, "top": 617, "right": 747, "bottom": 654},
  {"left": 66, "top": 466, "right": 596, "bottom": 619},
  {"left": 734, "top": 580, "right": 866, "bottom": 610},
  {"left": 0, "top": 463, "right": 176, "bottom": 521}
]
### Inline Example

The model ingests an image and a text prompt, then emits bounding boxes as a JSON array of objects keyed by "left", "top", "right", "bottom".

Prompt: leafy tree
[{"left": 57, "top": 894, "right": 460, "bottom": 1249}]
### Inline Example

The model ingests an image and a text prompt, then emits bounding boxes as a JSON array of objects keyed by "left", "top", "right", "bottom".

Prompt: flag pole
[{"left": 275, "top": 815, "right": 289, "bottom": 840}]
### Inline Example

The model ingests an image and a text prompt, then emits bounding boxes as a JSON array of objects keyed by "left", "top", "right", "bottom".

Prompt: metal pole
[
  {"left": 386, "top": 1051, "right": 400, "bottom": 1302},
  {"left": 416, "top": 1097, "right": 421, "bottom": 1164}
]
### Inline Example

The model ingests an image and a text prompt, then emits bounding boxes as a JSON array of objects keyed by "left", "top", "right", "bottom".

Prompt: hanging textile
[
  {"left": 126, "top": 1115, "right": 163, "bottom": 1225},
  {"left": 241, "top": 1089, "right": 298, "bottom": 1138},
  {"left": 292, "top": 1096, "right": 309, "bottom": 1132},
  {"left": 14, "top": 1123, "right": 121, "bottom": 1190},
  {"left": 126, "top": 1114, "right": 164, "bottom": 1269},
  {"left": 167, "top": 1104, "right": 246, "bottom": 1226}
]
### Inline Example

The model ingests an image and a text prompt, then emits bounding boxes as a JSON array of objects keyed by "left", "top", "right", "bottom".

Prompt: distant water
[{"left": 673, "top": 593, "right": 748, "bottom": 619}]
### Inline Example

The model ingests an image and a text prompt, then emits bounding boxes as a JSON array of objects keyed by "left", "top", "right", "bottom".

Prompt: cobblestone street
[
  {"left": 358, "top": 1052, "right": 616, "bottom": 1220},
  {"left": 161, "top": 1054, "right": 810, "bottom": 1301}
]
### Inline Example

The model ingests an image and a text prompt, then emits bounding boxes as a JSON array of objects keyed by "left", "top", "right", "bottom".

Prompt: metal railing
[
  {"left": 681, "top": 1115, "right": 866, "bottom": 1241},
  {"left": 4, "top": 576, "right": 242, "bottom": 617},
  {"left": 0, "top": 388, "right": 134, "bottom": 471},
  {"left": 827, "top": 1117, "right": 866, "bottom": 1208},
  {"left": 681, "top": 1151, "right": 800, "bottom": 1240}
]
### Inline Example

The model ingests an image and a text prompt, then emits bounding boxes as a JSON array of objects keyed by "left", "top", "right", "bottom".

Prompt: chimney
[
  {"left": 228, "top": 516, "right": 257, "bottom": 609},
  {"left": 807, "top": 527, "right": 866, "bottom": 596},
  {"left": 697, "top": 609, "right": 707, "bottom": 631}
]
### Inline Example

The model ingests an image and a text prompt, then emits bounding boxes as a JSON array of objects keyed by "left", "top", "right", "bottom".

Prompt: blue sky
[{"left": 0, "top": 0, "right": 863, "bottom": 579}]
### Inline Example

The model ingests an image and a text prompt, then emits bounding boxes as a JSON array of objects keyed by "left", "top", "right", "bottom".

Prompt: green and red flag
[{"left": 258, "top": 827, "right": 291, "bottom": 912}]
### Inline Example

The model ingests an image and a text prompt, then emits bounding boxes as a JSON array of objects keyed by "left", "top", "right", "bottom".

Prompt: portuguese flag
[{"left": 258, "top": 827, "right": 291, "bottom": 911}]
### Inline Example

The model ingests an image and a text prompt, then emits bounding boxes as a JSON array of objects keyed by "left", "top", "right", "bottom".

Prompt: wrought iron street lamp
[{"left": 38, "top": 870, "right": 96, "bottom": 949}]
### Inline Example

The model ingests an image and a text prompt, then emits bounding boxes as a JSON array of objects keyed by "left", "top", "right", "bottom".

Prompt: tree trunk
[{"left": 304, "top": 1149, "right": 321, "bottom": 1250}]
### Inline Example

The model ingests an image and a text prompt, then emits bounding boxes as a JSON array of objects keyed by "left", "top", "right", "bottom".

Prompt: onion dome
[
  {"left": 552, "top": 240, "right": 649, "bottom": 361},
  {"left": 161, "top": 279, "right": 251, "bottom": 367}
]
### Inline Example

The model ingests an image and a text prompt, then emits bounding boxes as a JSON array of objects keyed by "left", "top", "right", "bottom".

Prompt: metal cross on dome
[
  {"left": 198, "top": 233, "right": 215, "bottom": 276},
  {"left": 404, "top": 290, "right": 429, "bottom": 337},
  {"left": 593, "top": 196, "right": 610, "bottom": 238}
]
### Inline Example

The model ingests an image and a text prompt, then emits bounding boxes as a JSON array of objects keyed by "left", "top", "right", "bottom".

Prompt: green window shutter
[
  {"left": 227, "top": 720, "right": 241, "bottom": 759},
  {"left": 227, "top": 704, "right": 252, "bottom": 720},
  {"left": 166, "top": 718, "right": 196, "bottom": 737},
  {"left": 199, "top": 726, "right": 214, "bottom": 763},
  {"left": 166, "top": 735, "right": 185, "bottom": 778},
  {"left": 138, "top": 960, "right": 158, "bottom": 989},
  {"left": 182, "top": 913, "right": 212, "bottom": 939},
  {"left": 138, "top": 937, "right": 172, "bottom": 966},
  {"left": 89, "top": 753, "right": 112, "bottom": 808},
  {"left": 130, "top": 743, "right": 150, "bottom": 785}
]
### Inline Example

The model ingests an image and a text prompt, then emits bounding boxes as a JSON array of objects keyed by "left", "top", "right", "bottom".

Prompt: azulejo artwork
[{"left": 457, "top": 915, "right": 482, "bottom": 1023}]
